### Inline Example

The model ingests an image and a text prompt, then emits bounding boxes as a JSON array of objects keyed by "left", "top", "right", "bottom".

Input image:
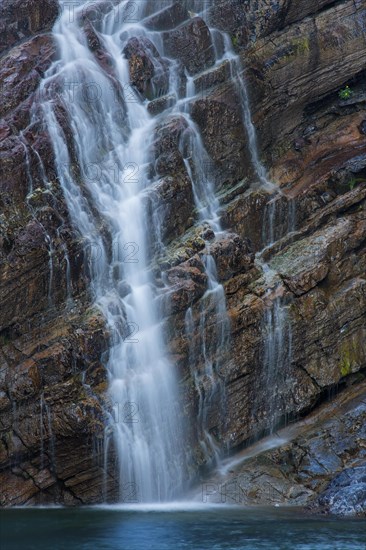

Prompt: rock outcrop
[
  {"left": 201, "top": 379, "right": 366, "bottom": 517},
  {"left": 0, "top": 0, "right": 365, "bottom": 511}
]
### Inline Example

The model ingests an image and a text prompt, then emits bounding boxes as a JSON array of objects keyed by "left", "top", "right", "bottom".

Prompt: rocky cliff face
[{"left": 0, "top": 0, "right": 365, "bottom": 511}]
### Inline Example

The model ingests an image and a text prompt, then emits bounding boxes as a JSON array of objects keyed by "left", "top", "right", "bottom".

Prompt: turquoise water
[{"left": 1, "top": 506, "right": 365, "bottom": 549}]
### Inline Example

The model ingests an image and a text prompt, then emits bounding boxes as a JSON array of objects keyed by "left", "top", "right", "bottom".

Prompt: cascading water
[
  {"left": 260, "top": 279, "right": 293, "bottom": 435},
  {"left": 256, "top": 194, "right": 297, "bottom": 439},
  {"left": 173, "top": 4, "right": 278, "bottom": 467},
  {"left": 39, "top": 0, "right": 275, "bottom": 501},
  {"left": 181, "top": 129, "right": 230, "bottom": 467},
  {"left": 41, "top": 0, "right": 190, "bottom": 503}
]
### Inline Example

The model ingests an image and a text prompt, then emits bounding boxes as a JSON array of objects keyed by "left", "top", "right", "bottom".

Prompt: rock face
[
  {"left": 318, "top": 466, "right": 366, "bottom": 516},
  {"left": 0, "top": 0, "right": 59, "bottom": 55},
  {"left": 0, "top": 0, "right": 366, "bottom": 511},
  {"left": 201, "top": 380, "right": 366, "bottom": 517},
  {"left": 0, "top": 1, "right": 118, "bottom": 506}
]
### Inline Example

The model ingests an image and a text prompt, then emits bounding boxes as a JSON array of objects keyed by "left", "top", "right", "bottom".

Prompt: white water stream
[{"left": 40, "top": 0, "right": 274, "bottom": 502}]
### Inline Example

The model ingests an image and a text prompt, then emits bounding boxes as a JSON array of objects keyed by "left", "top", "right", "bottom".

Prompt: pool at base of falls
[{"left": 1, "top": 506, "right": 365, "bottom": 550}]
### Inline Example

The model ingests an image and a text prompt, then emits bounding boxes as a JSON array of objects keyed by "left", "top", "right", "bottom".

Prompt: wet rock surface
[
  {"left": 162, "top": 17, "right": 215, "bottom": 76},
  {"left": 318, "top": 466, "right": 366, "bottom": 516},
  {"left": 123, "top": 36, "right": 169, "bottom": 99},
  {"left": 0, "top": 0, "right": 366, "bottom": 509},
  {"left": 0, "top": 1, "right": 119, "bottom": 505},
  {"left": 201, "top": 381, "right": 366, "bottom": 517},
  {"left": 143, "top": 2, "right": 188, "bottom": 32},
  {"left": 0, "top": 0, "right": 59, "bottom": 55}
]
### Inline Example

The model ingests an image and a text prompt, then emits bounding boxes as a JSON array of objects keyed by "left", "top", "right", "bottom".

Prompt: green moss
[
  {"left": 0, "top": 334, "right": 10, "bottom": 347},
  {"left": 293, "top": 37, "right": 310, "bottom": 55},
  {"left": 348, "top": 177, "right": 366, "bottom": 190},
  {"left": 340, "top": 354, "right": 352, "bottom": 377},
  {"left": 339, "top": 338, "right": 360, "bottom": 378},
  {"left": 231, "top": 35, "right": 239, "bottom": 49}
]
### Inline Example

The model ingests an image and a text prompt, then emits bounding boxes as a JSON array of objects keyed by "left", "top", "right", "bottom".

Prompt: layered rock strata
[{"left": 0, "top": 0, "right": 365, "bottom": 509}]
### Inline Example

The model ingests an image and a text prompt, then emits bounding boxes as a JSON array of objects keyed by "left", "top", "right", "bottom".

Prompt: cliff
[{"left": 0, "top": 0, "right": 365, "bottom": 512}]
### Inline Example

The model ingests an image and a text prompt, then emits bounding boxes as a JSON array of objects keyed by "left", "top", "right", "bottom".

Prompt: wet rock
[
  {"left": 202, "top": 382, "right": 366, "bottom": 512},
  {"left": 1, "top": 0, "right": 366, "bottom": 509},
  {"left": 166, "top": 256, "right": 208, "bottom": 313},
  {"left": 284, "top": 0, "right": 339, "bottom": 25},
  {"left": 318, "top": 466, "right": 366, "bottom": 517},
  {"left": 270, "top": 217, "right": 364, "bottom": 295},
  {"left": 190, "top": 88, "right": 250, "bottom": 189},
  {"left": 7, "top": 358, "right": 42, "bottom": 400},
  {"left": 193, "top": 60, "right": 232, "bottom": 98},
  {"left": 221, "top": 190, "right": 270, "bottom": 250},
  {"left": 0, "top": 136, "right": 29, "bottom": 201},
  {"left": 245, "top": 0, "right": 366, "bottom": 175},
  {"left": 205, "top": 234, "right": 254, "bottom": 282},
  {"left": 147, "top": 94, "right": 176, "bottom": 116},
  {"left": 143, "top": 2, "right": 188, "bottom": 31},
  {"left": 13, "top": 220, "right": 46, "bottom": 256},
  {"left": 293, "top": 138, "right": 306, "bottom": 152},
  {"left": 0, "top": 0, "right": 59, "bottom": 55},
  {"left": 206, "top": 0, "right": 248, "bottom": 48},
  {"left": 78, "top": 0, "right": 121, "bottom": 29},
  {"left": 0, "top": 34, "right": 56, "bottom": 119},
  {"left": 163, "top": 17, "right": 215, "bottom": 76},
  {"left": 145, "top": 174, "right": 194, "bottom": 247},
  {"left": 152, "top": 115, "right": 189, "bottom": 177},
  {"left": 117, "top": 281, "right": 132, "bottom": 299},
  {"left": 123, "top": 36, "right": 169, "bottom": 99},
  {"left": 83, "top": 20, "right": 117, "bottom": 79},
  {"left": 360, "top": 120, "right": 366, "bottom": 135},
  {"left": 0, "top": 309, "right": 115, "bottom": 506}
]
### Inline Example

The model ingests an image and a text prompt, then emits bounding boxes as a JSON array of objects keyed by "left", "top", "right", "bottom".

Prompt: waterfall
[
  {"left": 262, "top": 290, "right": 293, "bottom": 435},
  {"left": 38, "top": 0, "right": 277, "bottom": 501},
  {"left": 256, "top": 198, "right": 297, "bottom": 436},
  {"left": 176, "top": 3, "right": 282, "bottom": 468},
  {"left": 41, "top": 0, "right": 188, "bottom": 503},
  {"left": 180, "top": 124, "right": 230, "bottom": 468}
]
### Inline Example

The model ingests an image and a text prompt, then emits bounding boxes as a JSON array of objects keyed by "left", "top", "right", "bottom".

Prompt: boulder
[
  {"left": 162, "top": 17, "right": 215, "bottom": 76},
  {"left": 123, "top": 36, "right": 169, "bottom": 99},
  {"left": 152, "top": 115, "right": 189, "bottom": 177}
]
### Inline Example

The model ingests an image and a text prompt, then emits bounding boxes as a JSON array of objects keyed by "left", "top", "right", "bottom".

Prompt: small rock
[
  {"left": 117, "top": 281, "right": 132, "bottom": 298},
  {"left": 303, "top": 125, "right": 317, "bottom": 137},
  {"left": 293, "top": 138, "right": 306, "bottom": 151},
  {"left": 201, "top": 228, "right": 215, "bottom": 241},
  {"left": 359, "top": 119, "right": 366, "bottom": 135},
  {"left": 147, "top": 94, "right": 176, "bottom": 117},
  {"left": 320, "top": 192, "right": 333, "bottom": 205}
]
